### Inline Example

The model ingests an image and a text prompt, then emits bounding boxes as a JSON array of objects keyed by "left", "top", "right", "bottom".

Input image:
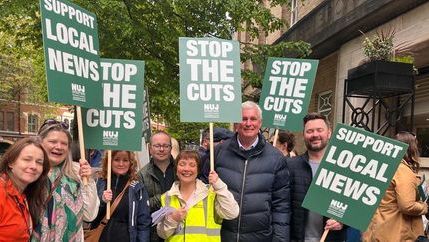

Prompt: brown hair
[
  {"left": 174, "top": 150, "right": 200, "bottom": 179},
  {"left": 303, "top": 112, "right": 331, "bottom": 128},
  {"left": 100, "top": 150, "right": 138, "bottom": 181},
  {"left": 0, "top": 137, "right": 50, "bottom": 225},
  {"left": 394, "top": 131, "right": 420, "bottom": 171},
  {"left": 277, "top": 131, "right": 296, "bottom": 152}
]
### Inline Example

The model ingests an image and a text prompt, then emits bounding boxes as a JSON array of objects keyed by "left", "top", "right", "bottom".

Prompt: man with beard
[{"left": 287, "top": 113, "right": 346, "bottom": 242}]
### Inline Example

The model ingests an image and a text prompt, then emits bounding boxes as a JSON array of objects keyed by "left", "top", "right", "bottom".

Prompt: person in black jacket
[
  {"left": 198, "top": 127, "right": 233, "bottom": 184},
  {"left": 91, "top": 150, "right": 151, "bottom": 242},
  {"left": 215, "top": 101, "right": 290, "bottom": 242},
  {"left": 287, "top": 113, "right": 346, "bottom": 242}
]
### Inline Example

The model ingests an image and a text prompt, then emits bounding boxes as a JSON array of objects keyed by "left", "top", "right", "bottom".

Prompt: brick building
[{"left": 0, "top": 98, "right": 73, "bottom": 147}]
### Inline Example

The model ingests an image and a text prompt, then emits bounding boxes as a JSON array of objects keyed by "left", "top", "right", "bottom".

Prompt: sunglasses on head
[
  {"left": 398, "top": 130, "right": 416, "bottom": 137},
  {"left": 40, "top": 119, "right": 69, "bottom": 130}
]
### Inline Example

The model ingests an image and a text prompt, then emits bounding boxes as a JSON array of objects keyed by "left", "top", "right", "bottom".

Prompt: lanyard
[{"left": 13, "top": 196, "right": 33, "bottom": 237}]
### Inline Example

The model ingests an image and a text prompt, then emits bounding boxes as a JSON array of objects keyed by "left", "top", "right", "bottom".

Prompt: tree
[
  {"left": 0, "top": 6, "right": 47, "bottom": 103},
  {"left": 0, "top": 0, "right": 311, "bottom": 142}
]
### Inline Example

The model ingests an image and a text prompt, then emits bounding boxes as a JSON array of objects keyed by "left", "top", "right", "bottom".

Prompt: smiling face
[
  {"left": 176, "top": 158, "right": 198, "bottom": 185},
  {"left": 303, "top": 119, "right": 331, "bottom": 152},
  {"left": 8, "top": 144, "right": 45, "bottom": 190},
  {"left": 237, "top": 107, "right": 262, "bottom": 140},
  {"left": 41, "top": 130, "right": 70, "bottom": 167},
  {"left": 149, "top": 133, "right": 172, "bottom": 162},
  {"left": 112, "top": 151, "right": 131, "bottom": 176}
]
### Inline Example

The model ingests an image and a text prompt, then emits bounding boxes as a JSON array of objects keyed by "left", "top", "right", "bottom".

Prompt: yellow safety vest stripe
[{"left": 161, "top": 190, "right": 221, "bottom": 242}]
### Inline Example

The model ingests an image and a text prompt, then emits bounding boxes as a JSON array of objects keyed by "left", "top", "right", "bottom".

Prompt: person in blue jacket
[{"left": 91, "top": 150, "right": 151, "bottom": 242}]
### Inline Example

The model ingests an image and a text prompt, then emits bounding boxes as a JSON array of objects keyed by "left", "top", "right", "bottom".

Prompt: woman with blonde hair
[
  {"left": 90, "top": 150, "right": 151, "bottom": 241},
  {"left": 32, "top": 119, "right": 99, "bottom": 241},
  {"left": 363, "top": 131, "right": 428, "bottom": 242}
]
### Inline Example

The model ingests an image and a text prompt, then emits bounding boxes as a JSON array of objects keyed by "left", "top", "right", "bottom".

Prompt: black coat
[
  {"left": 287, "top": 153, "right": 347, "bottom": 242},
  {"left": 215, "top": 133, "right": 290, "bottom": 242}
]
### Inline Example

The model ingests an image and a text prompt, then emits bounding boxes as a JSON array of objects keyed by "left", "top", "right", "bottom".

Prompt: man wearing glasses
[{"left": 138, "top": 131, "right": 176, "bottom": 242}]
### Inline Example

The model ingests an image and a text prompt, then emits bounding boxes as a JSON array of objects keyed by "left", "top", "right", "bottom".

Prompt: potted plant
[{"left": 346, "top": 29, "right": 415, "bottom": 97}]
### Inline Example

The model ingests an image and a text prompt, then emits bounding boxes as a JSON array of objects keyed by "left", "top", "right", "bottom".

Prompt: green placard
[
  {"left": 259, "top": 57, "right": 318, "bottom": 131},
  {"left": 40, "top": 0, "right": 102, "bottom": 108},
  {"left": 82, "top": 59, "right": 145, "bottom": 151},
  {"left": 179, "top": 37, "right": 242, "bottom": 122},
  {"left": 302, "top": 123, "right": 408, "bottom": 231}
]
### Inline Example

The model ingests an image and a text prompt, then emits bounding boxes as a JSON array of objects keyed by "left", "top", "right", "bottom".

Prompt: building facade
[
  {"left": 240, "top": 0, "right": 429, "bottom": 166},
  {"left": 0, "top": 98, "right": 73, "bottom": 150}
]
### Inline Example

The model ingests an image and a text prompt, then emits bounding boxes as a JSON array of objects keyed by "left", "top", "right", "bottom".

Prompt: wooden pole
[
  {"left": 320, "top": 229, "right": 329, "bottom": 242},
  {"left": 76, "top": 106, "right": 88, "bottom": 185},
  {"left": 209, "top": 123, "right": 214, "bottom": 171},
  {"left": 272, "top": 129, "right": 279, "bottom": 147},
  {"left": 106, "top": 150, "right": 112, "bottom": 219}
]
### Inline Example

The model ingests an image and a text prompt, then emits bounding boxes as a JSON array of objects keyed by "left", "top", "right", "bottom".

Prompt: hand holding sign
[
  {"left": 179, "top": 37, "right": 242, "bottom": 173},
  {"left": 302, "top": 123, "right": 408, "bottom": 231}
]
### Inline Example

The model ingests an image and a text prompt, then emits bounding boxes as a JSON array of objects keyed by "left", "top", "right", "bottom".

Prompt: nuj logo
[
  {"left": 103, "top": 130, "right": 119, "bottom": 146},
  {"left": 330, "top": 199, "right": 348, "bottom": 211},
  {"left": 71, "top": 83, "right": 85, "bottom": 94},
  {"left": 327, "top": 199, "right": 348, "bottom": 218},
  {"left": 274, "top": 113, "right": 287, "bottom": 121},
  {"left": 103, "top": 131, "right": 118, "bottom": 139},
  {"left": 204, "top": 104, "right": 219, "bottom": 112}
]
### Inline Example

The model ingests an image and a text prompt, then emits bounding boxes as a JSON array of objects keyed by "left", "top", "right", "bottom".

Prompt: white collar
[{"left": 237, "top": 135, "right": 259, "bottom": 151}]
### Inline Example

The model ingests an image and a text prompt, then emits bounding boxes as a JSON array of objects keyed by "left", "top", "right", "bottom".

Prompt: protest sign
[
  {"left": 40, "top": 0, "right": 102, "bottom": 108},
  {"left": 302, "top": 123, "right": 408, "bottom": 231},
  {"left": 179, "top": 37, "right": 242, "bottom": 122},
  {"left": 83, "top": 58, "right": 144, "bottom": 151},
  {"left": 259, "top": 57, "right": 318, "bottom": 131}
]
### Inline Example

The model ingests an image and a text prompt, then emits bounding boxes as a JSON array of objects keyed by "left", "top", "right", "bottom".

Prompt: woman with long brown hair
[
  {"left": 363, "top": 131, "right": 428, "bottom": 241},
  {"left": 90, "top": 150, "right": 151, "bottom": 241},
  {"left": 0, "top": 137, "right": 50, "bottom": 241}
]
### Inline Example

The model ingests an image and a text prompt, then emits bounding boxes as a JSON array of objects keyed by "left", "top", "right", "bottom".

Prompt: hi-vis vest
[{"left": 160, "top": 190, "right": 222, "bottom": 242}]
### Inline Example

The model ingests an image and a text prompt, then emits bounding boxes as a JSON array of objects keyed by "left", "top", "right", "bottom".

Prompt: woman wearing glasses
[
  {"left": 32, "top": 119, "right": 99, "bottom": 241},
  {"left": 363, "top": 132, "right": 428, "bottom": 242},
  {"left": 0, "top": 137, "right": 50, "bottom": 242}
]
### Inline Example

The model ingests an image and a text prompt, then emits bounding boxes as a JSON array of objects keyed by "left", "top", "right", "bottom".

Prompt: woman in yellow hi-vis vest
[{"left": 155, "top": 150, "right": 239, "bottom": 242}]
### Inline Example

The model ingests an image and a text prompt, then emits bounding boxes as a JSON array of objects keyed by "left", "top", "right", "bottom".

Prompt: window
[
  {"left": 0, "top": 112, "right": 4, "bottom": 130},
  {"left": 318, "top": 90, "right": 333, "bottom": 120},
  {"left": 6, "top": 112, "right": 14, "bottom": 131},
  {"left": 28, "top": 114, "right": 39, "bottom": 133},
  {"left": 290, "top": 0, "right": 298, "bottom": 26}
]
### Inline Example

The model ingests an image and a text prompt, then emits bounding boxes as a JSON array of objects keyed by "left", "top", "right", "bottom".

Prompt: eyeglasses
[
  {"left": 152, "top": 144, "right": 172, "bottom": 150},
  {"left": 39, "top": 119, "right": 69, "bottom": 132}
]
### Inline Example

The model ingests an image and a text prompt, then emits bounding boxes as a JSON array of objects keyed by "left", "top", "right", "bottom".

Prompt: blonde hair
[
  {"left": 171, "top": 137, "right": 180, "bottom": 159},
  {"left": 38, "top": 124, "right": 80, "bottom": 182}
]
